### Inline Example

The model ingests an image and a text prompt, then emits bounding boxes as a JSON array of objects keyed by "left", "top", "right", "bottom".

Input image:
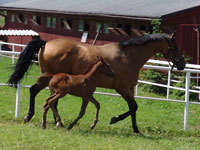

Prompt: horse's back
[{"left": 38, "top": 38, "right": 98, "bottom": 74}]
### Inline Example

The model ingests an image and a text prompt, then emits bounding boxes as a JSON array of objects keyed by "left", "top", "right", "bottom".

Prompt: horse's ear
[{"left": 170, "top": 31, "right": 176, "bottom": 41}]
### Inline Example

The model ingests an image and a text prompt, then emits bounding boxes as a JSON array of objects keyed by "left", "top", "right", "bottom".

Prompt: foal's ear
[
  {"left": 96, "top": 56, "right": 104, "bottom": 62},
  {"left": 170, "top": 31, "right": 176, "bottom": 41}
]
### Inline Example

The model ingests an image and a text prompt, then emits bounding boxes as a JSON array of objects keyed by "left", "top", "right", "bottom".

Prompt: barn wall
[
  {"left": 5, "top": 10, "right": 151, "bottom": 46},
  {"left": 163, "top": 7, "right": 200, "bottom": 64}
]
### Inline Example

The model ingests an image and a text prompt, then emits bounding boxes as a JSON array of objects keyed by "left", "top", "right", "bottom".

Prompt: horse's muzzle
[{"left": 175, "top": 57, "right": 186, "bottom": 70}]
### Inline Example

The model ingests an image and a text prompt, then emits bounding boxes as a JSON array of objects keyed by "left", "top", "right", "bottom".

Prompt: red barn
[{"left": 0, "top": 0, "right": 200, "bottom": 63}]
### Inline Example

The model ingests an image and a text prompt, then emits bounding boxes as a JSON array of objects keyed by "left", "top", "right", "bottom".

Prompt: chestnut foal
[{"left": 40, "top": 57, "right": 115, "bottom": 130}]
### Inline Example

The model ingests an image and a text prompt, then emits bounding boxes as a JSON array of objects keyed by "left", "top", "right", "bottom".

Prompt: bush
[
  {"left": 171, "top": 74, "right": 197, "bottom": 100},
  {"left": 139, "top": 69, "right": 168, "bottom": 95}
]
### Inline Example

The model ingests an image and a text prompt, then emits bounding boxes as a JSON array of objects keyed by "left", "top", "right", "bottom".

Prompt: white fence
[{"left": 1, "top": 41, "right": 200, "bottom": 131}]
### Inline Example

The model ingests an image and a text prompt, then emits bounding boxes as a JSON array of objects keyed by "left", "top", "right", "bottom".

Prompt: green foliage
[
  {"left": 171, "top": 75, "right": 197, "bottom": 100},
  {"left": 151, "top": 19, "right": 162, "bottom": 34},
  {"left": 139, "top": 69, "right": 167, "bottom": 95}
]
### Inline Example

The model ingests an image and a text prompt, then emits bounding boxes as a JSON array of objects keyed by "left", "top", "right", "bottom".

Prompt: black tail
[{"left": 8, "top": 38, "right": 47, "bottom": 85}]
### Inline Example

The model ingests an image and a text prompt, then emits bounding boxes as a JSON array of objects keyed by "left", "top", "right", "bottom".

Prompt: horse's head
[
  {"left": 98, "top": 57, "right": 115, "bottom": 78},
  {"left": 163, "top": 32, "right": 186, "bottom": 70}
]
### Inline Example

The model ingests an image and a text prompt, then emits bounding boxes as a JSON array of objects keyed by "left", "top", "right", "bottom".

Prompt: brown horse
[
  {"left": 8, "top": 33, "right": 185, "bottom": 133},
  {"left": 40, "top": 57, "right": 115, "bottom": 129}
]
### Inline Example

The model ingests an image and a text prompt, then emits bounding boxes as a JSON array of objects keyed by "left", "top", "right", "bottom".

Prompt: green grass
[{"left": 1, "top": 56, "right": 200, "bottom": 150}]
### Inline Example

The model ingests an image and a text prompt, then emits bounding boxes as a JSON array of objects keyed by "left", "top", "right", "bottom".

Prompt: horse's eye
[{"left": 175, "top": 57, "right": 180, "bottom": 62}]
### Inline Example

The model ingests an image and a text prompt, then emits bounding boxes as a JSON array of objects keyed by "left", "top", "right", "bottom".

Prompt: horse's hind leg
[
  {"left": 67, "top": 98, "right": 89, "bottom": 130},
  {"left": 24, "top": 83, "right": 46, "bottom": 123},
  {"left": 89, "top": 96, "right": 100, "bottom": 129},
  {"left": 24, "top": 74, "right": 50, "bottom": 123}
]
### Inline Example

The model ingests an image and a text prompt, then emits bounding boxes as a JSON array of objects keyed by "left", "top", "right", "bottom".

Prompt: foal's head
[
  {"left": 162, "top": 32, "right": 186, "bottom": 70},
  {"left": 97, "top": 57, "right": 115, "bottom": 78}
]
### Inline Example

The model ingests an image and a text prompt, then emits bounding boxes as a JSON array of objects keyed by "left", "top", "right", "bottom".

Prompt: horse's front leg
[{"left": 110, "top": 88, "right": 140, "bottom": 133}]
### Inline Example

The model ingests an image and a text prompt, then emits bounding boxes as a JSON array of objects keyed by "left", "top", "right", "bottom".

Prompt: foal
[{"left": 40, "top": 57, "right": 115, "bottom": 130}]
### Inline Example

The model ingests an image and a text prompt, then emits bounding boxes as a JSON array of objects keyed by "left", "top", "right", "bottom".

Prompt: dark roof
[{"left": 0, "top": 0, "right": 200, "bottom": 19}]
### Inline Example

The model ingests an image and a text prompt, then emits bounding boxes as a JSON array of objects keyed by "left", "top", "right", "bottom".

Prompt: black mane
[{"left": 119, "top": 33, "right": 170, "bottom": 47}]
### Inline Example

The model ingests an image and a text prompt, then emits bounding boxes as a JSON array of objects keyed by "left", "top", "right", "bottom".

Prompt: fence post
[
  {"left": 0, "top": 44, "right": 1, "bottom": 61},
  {"left": 184, "top": 72, "right": 190, "bottom": 131},
  {"left": 12, "top": 45, "right": 15, "bottom": 64},
  {"left": 15, "top": 81, "right": 21, "bottom": 118},
  {"left": 166, "top": 70, "right": 171, "bottom": 99},
  {"left": 135, "top": 84, "right": 138, "bottom": 96}
]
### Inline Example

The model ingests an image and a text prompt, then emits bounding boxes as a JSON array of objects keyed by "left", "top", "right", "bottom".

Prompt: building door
[{"left": 179, "top": 24, "right": 200, "bottom": 64}]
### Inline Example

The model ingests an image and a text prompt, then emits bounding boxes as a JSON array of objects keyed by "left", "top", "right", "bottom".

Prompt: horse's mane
[{"left": 119, "top": 33, "right": 170, "bottom": 47}]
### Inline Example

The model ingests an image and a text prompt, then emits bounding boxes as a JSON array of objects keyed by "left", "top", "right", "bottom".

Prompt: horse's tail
[{"left": 8, "top": 38, "right": 47, "bottom": 85}]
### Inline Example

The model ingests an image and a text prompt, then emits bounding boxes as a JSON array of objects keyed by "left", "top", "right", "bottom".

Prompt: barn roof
[{"left": 0, "top": 0, "right": 200, "bottom": 19}]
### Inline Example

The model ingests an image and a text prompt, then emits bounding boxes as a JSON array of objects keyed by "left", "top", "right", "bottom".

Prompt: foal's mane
[{"left": 119, "top": 33, "right": 170, "bottom": 48}]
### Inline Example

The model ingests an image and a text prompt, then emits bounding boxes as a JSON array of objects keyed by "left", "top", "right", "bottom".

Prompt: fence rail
[{"left": 1, "top": 41, "right": 200, "bottom": 131}]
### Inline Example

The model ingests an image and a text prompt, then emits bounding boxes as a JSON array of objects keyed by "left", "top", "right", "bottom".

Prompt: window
[
  {"left": 124, "top": 24, "right": 131, "bottom": 35},
  {"left": 103, "top": 23, "right": 109, "bottom": 34},
  {"left": 46, "top": 17, "right": 57, "bottom": 28},
  {"left": 61, "top": 18, "right": 72, "bottom": 30},
  {"left": 84, "top": 21, "right": 89, "bottom": 31},
  {"left": 11, "top": 14, "right": 15, "bottom": 22},
  {"left": 116, "top": 24, "right": 123, "bottom": 28},
  {"left": 139, "top": 25, "right": 147, "bottom": 32},
  {"left": 79, "top": 20, "right": 90, "bottom": 32},
  {"left": 33, "top": 15, "right": 41, "bottom": 26},
  {"left": 24, "top": 15, "right": 28, "bottom": 24},
  {"left": 46, "top": 16, "right": 51, "bottom": 28},
  {"left": 52, "top": 17, "right": 56, "bottom": 28},
  {"left": 116, "top": 23, "right": 131, "bottom": 35},
  {"left": 17, "top": 14, "right": 23, "bottom": 23},
  {"left": 79, "top": 20, "right": 84, "bottom": 32},
  {"left": 96, "top": 23, "right": 101, "bottom": 33}
]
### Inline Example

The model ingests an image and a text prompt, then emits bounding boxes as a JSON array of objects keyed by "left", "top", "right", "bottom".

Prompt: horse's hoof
[
  {"left": 134, "top": 129, "right": 141, "bottom": 134},
  {"left": 90, "top": 124, "right": 96, "bottom": 130},
  {"left": 67, "top": 125, "right": 73, "bottom": 130},
  {"left": 56, "top": 122, "right": 63, "bottom": 128},
  {"left": 24, "top": 116, "right": 29, "bottom": 123},
  {"left": 110, "top": 116, "right": 117, "bottom": 125}
]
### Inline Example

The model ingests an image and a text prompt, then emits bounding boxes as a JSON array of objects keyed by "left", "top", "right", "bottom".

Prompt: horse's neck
[{"left": 130, "top": 41, "right": 166, "bottom": 69}]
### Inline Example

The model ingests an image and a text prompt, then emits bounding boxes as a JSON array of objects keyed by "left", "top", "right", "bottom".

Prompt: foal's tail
[{"left": 8, "top": 38, "right": 47, "bottom": 85}]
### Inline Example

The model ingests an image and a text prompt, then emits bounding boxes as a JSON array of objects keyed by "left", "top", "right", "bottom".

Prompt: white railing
[{"left": 1, "top": 41, "right": 200, "bottom": 131}]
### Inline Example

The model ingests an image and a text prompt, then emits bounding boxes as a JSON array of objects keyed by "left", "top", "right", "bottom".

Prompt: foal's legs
[
  {"left": 110, "top": 88, "right": 140, "bottom": 133},
  {"left": 49, "top": 88, "right": 62, "bottom": 126},
  {"left": 89, "top": 96, "right": 100, "bottom": 129},
  {"left": 67, "top": 97, "right": 89, "bottom": 130},
  {"left": 42, "top": 93, "right": 63, "bottom": 129}
]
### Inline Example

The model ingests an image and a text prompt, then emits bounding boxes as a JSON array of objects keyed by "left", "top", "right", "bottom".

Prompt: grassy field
[{"left": 1, "top": 56, "right": 200, "bottom": 150}]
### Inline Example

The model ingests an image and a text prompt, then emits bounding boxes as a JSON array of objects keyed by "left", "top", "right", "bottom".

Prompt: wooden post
[
  {"left": 193, "top": 28, "right": 199, "bottom": 84},
  {"left": 193, "top": 28, "right": 200, "bottom": 101}
]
